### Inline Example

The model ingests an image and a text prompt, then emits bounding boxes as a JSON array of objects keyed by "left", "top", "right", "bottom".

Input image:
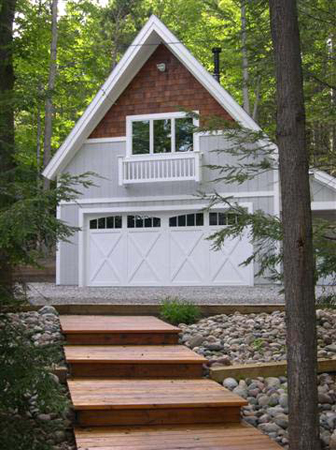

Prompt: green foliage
[
  {"left": 160, "top": 297, "right": 201, "bottom": 325},
  {"left": 316, "top": 293, "right": 336, "bottom": 309},
  {"left": 252, "top": 338, "right": 264, "bottom": 351},
  {"left": 0, "top": 316, "right": 68, "bottom": 450}
]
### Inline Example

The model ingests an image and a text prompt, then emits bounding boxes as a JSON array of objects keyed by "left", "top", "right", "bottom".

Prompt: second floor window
[{"left": 128, "top": 113, "right": 196, "bottom": 156}]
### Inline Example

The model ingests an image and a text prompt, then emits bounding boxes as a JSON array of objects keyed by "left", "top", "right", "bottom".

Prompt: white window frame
[{"left": 126, "top": 111, "right": 200, "bottom": 157}]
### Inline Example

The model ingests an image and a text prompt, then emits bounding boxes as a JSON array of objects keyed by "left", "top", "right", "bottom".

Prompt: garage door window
[
  {"left": 169, "top": 213, "right": 204, "bottom": 227},
  {"left": 209, "top": 212, "right": 238, "bottom": 226},
  {"left": 90, "top": 216, "right": 122, "bottom": 229},
  {"left": 127, "top": 215, "right": 161, "bottom": 228}
]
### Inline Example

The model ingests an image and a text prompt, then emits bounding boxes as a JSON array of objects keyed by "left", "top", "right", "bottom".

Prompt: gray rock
[
  {"left": 206, "top": 343, "right": 223, "bottom": 351},
  {"left": 258, "top": 394, "right": 270, "bottom": 407},
  {"left": 233, "top": 387, "right": 248, "bottom": 399},
  {"left": 39, "top": 305, "right": 58, "bottom": 316},
  {"left": 38, "top": 413, "right": 51, "bottom": 421},
  {"left": 188, "top": 334, "right": 204, "bottom": 348},
  {"left": 223, "top": 377, "right": 238, "bottom": 390},
  {"left": 318, "top": 393, "right": 333, "bottom": 404},
  {"left": 274, "top": 413, "right": 288, "bottom": 429},
  {"left": 279, "top": 394, "right": 288, "bottom": 409},
  {"left": 329, "top": 430, "right": 336, "bottom": 449},
  {"left": 259, "top": 423, "right": 281, "bottom": 433},
  {"left": 265, "top": 377, "right": 281, "bottom": 388},
  {"left": 325, "top": 344, "right": 336, "bottom": 353},
  {"left": 244, "top": 416, "right": 258, "bottom": 427}
]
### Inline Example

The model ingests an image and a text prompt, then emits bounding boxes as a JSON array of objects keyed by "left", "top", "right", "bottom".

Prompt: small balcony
[{"left": 118, "top": 152, "right": 202, "bottom": 186}]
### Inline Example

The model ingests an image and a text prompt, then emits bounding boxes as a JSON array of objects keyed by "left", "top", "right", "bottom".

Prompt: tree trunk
[
  {"left": 0, "top": 0, "right": 16, "bottom": 298},
  {"left": 241, "top": 1, "right": 250, "bottom": 114},
  {"left": 268, "top": 1, "right": 320, "bottom": 449},
  {"left": 43, "top": 0, "right": 58, "bottom": 191}
]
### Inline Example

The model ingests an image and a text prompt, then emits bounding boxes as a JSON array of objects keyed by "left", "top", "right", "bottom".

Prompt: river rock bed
[
  {"left": 180, "top": 310, "right": 336, "bottom": 448},
  {"left": 221, "top": 374, "right": 336, "bottom": 449},
  {"left": 4, "top": 306, "right": 75, "bottom": 450},
  {"left": 180, "top": 309, "right": 336, "bottom": 364}
]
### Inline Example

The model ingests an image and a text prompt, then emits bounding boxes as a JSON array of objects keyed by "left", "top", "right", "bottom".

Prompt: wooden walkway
[{"left": 61, "top": 315, "right": 282, "bottom": 450}]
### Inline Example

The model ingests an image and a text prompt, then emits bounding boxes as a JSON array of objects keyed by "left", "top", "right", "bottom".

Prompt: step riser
[
  {"left": 65, "top": 333, "right": 179, "bottom": 346},
  {"left": 70, "top": 363, "right": 204, "bottom": 378},
  {"left": 76, "top": 406, "right": 241, "bottom": 427}
]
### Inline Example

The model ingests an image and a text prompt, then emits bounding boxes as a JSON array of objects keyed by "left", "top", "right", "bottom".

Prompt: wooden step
[
  {"left": 74, "top": 422, "right": 283, "bottom": 449},
  {"left": 68, "top": 378, "right": 247, "bottom": 427},
  {"left": 60, "top": 315, "right": 180, "bottom": 345},
  {"left": 64, "top": 345, "right": 207, "bottom": 378}
]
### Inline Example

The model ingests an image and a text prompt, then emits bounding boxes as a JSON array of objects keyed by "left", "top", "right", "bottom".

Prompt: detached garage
[{"left": 83, "top": 209, "right": 254, "bottom": 287}]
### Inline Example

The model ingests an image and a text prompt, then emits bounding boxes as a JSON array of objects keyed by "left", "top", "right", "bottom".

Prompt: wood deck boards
[
  {"left": 68, "top": 378, "right": 246, "bottom": 410},
  {"left": 64, "top": 345, "right": 207, "bottom": 364},
  {"left": 60, "top": 315, "right": 180, "bottom": 334},
  {"left": 61, "top": 314, "right": 281, "bottom": 449},
  {"left": 75, "top": 423, "right": 282, "bottom": 450}
]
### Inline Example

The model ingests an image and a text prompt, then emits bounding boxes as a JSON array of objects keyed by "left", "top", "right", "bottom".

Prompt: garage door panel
[
  {"left": 88, "top": 232, "right": 125, "bottom": 285},
  {"left": 209, "top": 234, "right": 253, "bottom": 285},
  {"left": 128, "top": 231, "right": 167, "bottom": 284},
  {"left": 169, "top": 230, "right": 208, "bottom": 284}
]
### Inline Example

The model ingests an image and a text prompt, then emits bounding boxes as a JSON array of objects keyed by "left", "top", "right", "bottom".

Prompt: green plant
[
  {"left": 252, "top": 338, "right": 265, "bottom": 351},
  {"left": 160, "top": 297, "right": 201, "bottom": 325}
]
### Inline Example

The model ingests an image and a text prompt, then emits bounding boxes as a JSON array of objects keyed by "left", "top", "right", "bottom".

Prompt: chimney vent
[{"left": 212, "top": 47, "right": 222, "bottom": 83}]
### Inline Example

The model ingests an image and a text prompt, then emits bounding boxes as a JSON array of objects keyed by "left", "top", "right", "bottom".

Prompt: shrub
[
  {"left": 316, "top": 293, "right": 336, "bottom": 309},
  {"left": 160, "top": 297, "right": 201, "bottom": 325}
]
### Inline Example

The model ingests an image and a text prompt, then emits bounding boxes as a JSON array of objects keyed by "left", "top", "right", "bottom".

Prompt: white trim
[
  {"left": 78, "top": 201, "right": 253, "bottom": 287},
  {"left": 43, "top": 14, "right": 263, "bottom": 180},
  {"left": 310, "top": 169, "right": 336, "bottom": 192},
  {"left": 84, "top": 137, "right": 126, "bottom": 144},
  {"left": 56, "top": 205, "right": 61, "bottom": 285},
  {"left": 78, "top": 208, "right": 85, "bottom": 287},
  {"left": 311, "top": 201, "right": 336, "bottom": 211},
  {"left": 60, "top": 191, "right": 274, "bottom": 206}
]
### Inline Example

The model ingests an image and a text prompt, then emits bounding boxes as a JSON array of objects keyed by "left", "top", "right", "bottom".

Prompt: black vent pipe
[{"left": 212, "top": 47, "right": 222, "bottom": 83}]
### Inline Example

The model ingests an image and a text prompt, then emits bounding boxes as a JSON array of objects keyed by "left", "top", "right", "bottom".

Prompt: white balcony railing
[{"left": 118, "top": 152, "right": 202, "bottom": 185}]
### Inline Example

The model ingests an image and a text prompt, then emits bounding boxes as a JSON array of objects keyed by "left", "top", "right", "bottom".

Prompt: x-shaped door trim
[
  {"left": 170, "top": 230, "right": 204, "bottom": 282},
  {"left": 128, "top": 231, "right": 162, "bottom": 283},
  {"left": 89, "top": 232, "right": 123, "bottom": 284}
]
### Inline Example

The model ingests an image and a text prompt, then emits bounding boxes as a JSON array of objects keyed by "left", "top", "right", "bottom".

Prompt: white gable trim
[
  {"left": 310, "top": 169, "right": 336, "bottom": 192},
  {"left": 43, "top": 15, "right": 261, "bottom": 180}
]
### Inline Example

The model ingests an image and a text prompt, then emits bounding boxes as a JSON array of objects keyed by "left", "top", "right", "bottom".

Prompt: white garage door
[{"left": 86, "top": 211, "right": 253, "bottom": 286}]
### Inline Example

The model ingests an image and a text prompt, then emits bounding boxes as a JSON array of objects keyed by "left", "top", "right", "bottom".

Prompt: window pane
[
  {"left": 176, "top": 118, "right": 193, "bottom": 152},
  {"left": 132, "top": 120, "right": 150, "bottom": 155},
  {"left": 218, "top": 213, "right": 226, "bottom": 226},
  {"left": 136, "top": 216, "right": 143, "bottom": 228},
  {"left": 127, "top": 215, "right": 135, "bottom": 228},
  {"left": 196, "top": 213, "right": 204, "bottom": 226},
  {"left": 178, "top": 215, "right": 186, "bottom": 226},
  {"left": 187, "top": 214, "right": 195, "bottom": 226},
  {"left": 98, "top": 218, "right": 105, "bottom": 229},
  {"left": 115, "top": 216, "right": 122, "bottom": 229},
  {"left": 169, "top": 217, "right": 177, "bottom": 227},
  {"left": 90, "top": 219, "right": 97, "bottom": 229},
  {"left": 106, "top": 216, "right": 114, "bottom": 229},
  {"left": 209, "top": 213, "right": 217, "bottom": 226},
  {"left": 144, "top": 217, "right": 152, "bottom": 228},
  {"left": 153, "top": 217, "right": 161, "bottom": 227},
  {"left": 154, "top": 119, "right": 171, "bottom": 153}
]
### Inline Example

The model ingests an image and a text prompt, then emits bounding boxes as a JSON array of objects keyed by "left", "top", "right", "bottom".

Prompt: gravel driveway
[{"left": 27, "top": 282, "right": 334, "bottom": 305}]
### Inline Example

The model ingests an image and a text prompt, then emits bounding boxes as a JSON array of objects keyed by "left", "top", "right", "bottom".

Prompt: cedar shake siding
[{"left": 89, "top": 44, "right": 233, "bottom": 138}]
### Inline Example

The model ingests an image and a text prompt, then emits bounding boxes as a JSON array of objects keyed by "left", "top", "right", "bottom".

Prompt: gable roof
[
  {"left": 310, "top": 169, "right": 336, "bottom": 192},
  {"left": 43, "top": 14, "right": 261, "bottom": 180}
]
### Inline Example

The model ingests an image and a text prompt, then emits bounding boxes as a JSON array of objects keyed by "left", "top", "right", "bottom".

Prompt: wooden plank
[
  {"left": 60, "top": 315, "right": 180, "bottom": 334},
  {"left": 65, "top": 332, "right": 179, "bottom": 346},
  {"left": 76, "top": 406, "right": 242, "bottom": 427},
  {"left": 68, "top": 378, "right": 247, "bottom": 410},
  {"left": 55, "top": 304, "right": 285, "bottom": 316},
  {"left": 75, "top": 423, "right": 282, "bottom": 449},
  {"left": 69, "top": 362, "right": 203, "bottom": 379},
  {"left": 64, "top": 345, "right": 206, "bottom": 364},
  {"left": 210, "top": 358, "right": 336, "bottom": 383}
]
